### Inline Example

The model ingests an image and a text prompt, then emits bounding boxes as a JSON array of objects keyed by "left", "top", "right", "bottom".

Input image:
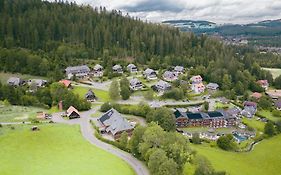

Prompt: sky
[{"left": 56, "top": 0, "right": 281, "bottom": 24}]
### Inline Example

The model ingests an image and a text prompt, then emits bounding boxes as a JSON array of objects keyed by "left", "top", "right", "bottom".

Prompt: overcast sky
[{"left": 60, "top": 0, "right": 281, "bottom": 24}]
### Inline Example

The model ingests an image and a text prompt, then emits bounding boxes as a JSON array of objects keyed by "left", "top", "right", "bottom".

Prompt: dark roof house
[
  {"left": 85, "top": 89, "right": 97, "bottom": 101},
  {"left": 7, "top": 77, "right": 25, "bottom": 86},
  {"left": 66, "top": 106, "right": 80, "bottom": 119},
  {"left": 65, "top": 65, "right": 90, "bottom": 79},
  {"left": 206, "top": 83, "right": 219, "bottom": 90}
]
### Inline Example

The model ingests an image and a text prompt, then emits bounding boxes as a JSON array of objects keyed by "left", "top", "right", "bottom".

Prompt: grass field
[
  {"left": 258, "top": 110, "right": 280, "bottom": 122},
  {"left": 262, "top": 68, "right": 281, "bottom": 79},
  {"left": 0, "top": 72, "right": 47, "bottom": 84},
  {"left": 242, "top": 118, "right": 265, "bottom": 132},
  {"left": 72, "top": 86, "right": 110, "bottom": 102},
  {"left": 187, "top": 134, "right": 281, "bottom": 175},
  {"left": 0, "top": 124, "right": 135, "bottom": 175},
  {"left": 0, "top": 105, "right": 47, "bottom": 122}
]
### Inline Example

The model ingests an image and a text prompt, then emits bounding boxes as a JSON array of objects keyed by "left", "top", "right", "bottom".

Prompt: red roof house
[{"left": 59, "top": 80, "right": 72, "bottom": 88}]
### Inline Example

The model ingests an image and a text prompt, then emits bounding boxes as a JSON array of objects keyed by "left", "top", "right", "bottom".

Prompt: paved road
[{"left": 52, "top": 108, "right": 149, "bottom": 175}]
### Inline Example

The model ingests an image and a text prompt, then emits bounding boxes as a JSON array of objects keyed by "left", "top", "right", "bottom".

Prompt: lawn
[
  {"left": 72, "top": 86, "right": 110, "bottom": 102},
  {"left": 0, "top": 124, "right": 135, "bottom": 175},
  {"left": 188, "top": 134, "right": 281, "bottom": 175},
  {"left": 258, "top": 110, "right": 280, "bottom": 122},
  {"left": 262, "top": 67, "right": 281, "bottom": 79},
  {"left": 0, "top": 105, "right": 47, "bottom": 122},
  {"left": 242, "top": 118, "right": 265, "bottom": 132},
  {"left": 0, "top": 72, "right": 48, "bottom": 84}
]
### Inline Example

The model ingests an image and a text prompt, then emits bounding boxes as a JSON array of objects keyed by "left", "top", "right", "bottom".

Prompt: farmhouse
[
  {"left": 153, "top": 80, "right": 171, "bottom": 92},
  {"left": 66, "top": 106, "right": 80, "bottom": 119},
  {"left": 65, "top": 65, "right": 90, "bottom": 79},
  {"left": 174, "top": 109, "right": 237, "bottom": 128},
  {"left": 85, "top": 89, "right": 97, "bottom": 102},
  {"left": 93, "top": 64, "right": 103, "bottom": 77},
  {"left": 174, "top": 66, "right": 184, "bottom": 74},
  {"left": 257, "top": 80, "right": 269, "bottom": 90},
  {"left": 127, "top": 64, "right": 138, "bottom": 73},
  {"left": 59, "top": 79, "right": 72, "bottom": 88},
  {"left": 266, "top": 90, "right": 281, "bottom": 100},
  {"left": 162, "top": 71, "right": 178, "bottom": 82},
  {"left": 112, "top": 64, "right": 123, "bottom": 74},
  {"left": 206, "top": 83, "right": 219, "bottom": 90},
  {"left": 27, "top": 79, "right": 48, "bottom": 87},
  {"left": 98, "top": 109, "right": 134, "bottom": 139},
  {"left": 129, "top": 78, "right": 143, "bottom": 91},
  {"left": 250, "top": 92, "right": 262, "bottom": 100},
  {"left": 143, "top": 68, "right": 157, "bottom": 80},
  {"left": 7, "top": 77, "right": 25, "bottom": 86}
]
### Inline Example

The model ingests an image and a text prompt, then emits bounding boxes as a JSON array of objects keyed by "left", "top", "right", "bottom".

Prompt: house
[
  {"left": 275, "top": 100, "right": 281, "bottom": 110},
  {"left": 225, "top": 107, "right": 241, "bottom": 118},
  {"left": 257, "top": 80, "right": 269, "bottom": 90},
  {"left": 127, "top": 64, "right": 138, "bottom": 73},
  {"left": 219, "top": 97, "right": 230, "bottom": 104},
  {"left": 27, "top": 79, "right": 48, "bottom": 87},
  {"left": 112, "top": 65, "right": 123, "bottom": 74},
  {"left": 243, "top": 101, "right": 258, "bottom": 109},
  {"left": 143, "top": 68, "right": 157, "bottom": 80},
  {"left": 162, "top": 71, "right": 178, "bottom": 82},
  {"left": 7, "top": 77, "right": 25, "bottom": 86},
  {"left": 98, "top": 109, "right": 134, "bottom": 139},
  {"left": 242, "top": 101, "right": 257, "bottom": 118},
  {"left": 190, "top": 75, "right": 203, "bottom": 84},
  {"left": 174, "top": 109, "right": 233, "bottom": 128},
  {"left": 266, "top": 90, "right": 281, "bottom": 100},
  {"left": 153, "top": 80, "right": 171, "bottom": 92},
  {"left": 59, "top": 79, "right": 72, "bottom": 88},
  {"left": 250, "top": 92, "right": 262, "bottom": 100},
  {"left": 85, "top": 89, "right": 97, "bottom": 102},
  {"left": 93, "top": 64, "right": 103, "bottom": 77},
  {"left": 129, "top": 78, "right": 143, "bottom": 91},
  {"left": 191, "top": 83, "right": 205, "bottom": 94},
  {"left": 66, "top": 106, "right": 80, "bottom": 119},
  {"left": 65, "top": 65, "right": 90, "bottom": 79},
  {"left": 206, "top": 83, "right": 219, "bottom": 90},
  {"left": 174, "top": 66, "right": 184, "bottom": 74}
]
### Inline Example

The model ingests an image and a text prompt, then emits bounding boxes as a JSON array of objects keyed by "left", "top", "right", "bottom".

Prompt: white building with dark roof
[
  {"left": 112, "top": 65, "right": 123, "bottom": 74},
  {"left": 153, "top": 80, "right": 171, "bottom": 92},
  {"left": 7, "top": 77, "right": 25, "bottom": 86},
  {"left": 127, "top": 64, "right": 138, "bottom": 73},
  {"left": 93, "top": 64, "right": 103, "bottom": 77},
  {"left": 65, "top": 65, "right": 90, "bottom": 79},
  {"left": 163, "top": 71, "right": 178, "bottom": 82},
  {"left": 143, "top": 68, "right": 157, "bottom": 80},
  {"left": 174, "top": 66, "right": 184, "bottom": 74},
  {"left": 206, "top": 83, "right": 219, "bottom": 90},
  {"left": 129, "top": 78, "right": 143, "bottom": 91}
]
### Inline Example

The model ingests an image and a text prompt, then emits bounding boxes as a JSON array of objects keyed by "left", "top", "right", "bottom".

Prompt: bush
[
  {"left": 162, "top": 88, "right": 184, "bottom": 100},
  {"left": 217, "top": 134, "right": 236, "bottom": 151},
  {"left": 100, "top": 102, "right": 112, "bottom": 112}
]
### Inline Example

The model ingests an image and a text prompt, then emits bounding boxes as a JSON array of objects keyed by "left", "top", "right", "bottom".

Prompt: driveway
[{"left": 52, "top": 108, "right": 149, "bottom": 175}]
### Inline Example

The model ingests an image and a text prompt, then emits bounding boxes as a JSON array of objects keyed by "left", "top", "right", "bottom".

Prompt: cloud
[{"left": 50, "top": 0, "right": 281, "bottom": 24}]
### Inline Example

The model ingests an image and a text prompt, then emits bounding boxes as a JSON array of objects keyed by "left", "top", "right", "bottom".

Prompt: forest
[{"left": 0, "top": 0, "right": 280, "bottom": 92}]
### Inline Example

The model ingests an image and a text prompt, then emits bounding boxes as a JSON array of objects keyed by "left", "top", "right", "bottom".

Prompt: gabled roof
[
  {"left": 85, "top": 89, "right": 96, "bottom": 98},
  {"left": 7, "top": 77, "right": 23, "bottom": 86},
  {"left": 174, "top": 66, "right": 184, "bottom": 72},
  {"left": 190, "top": 75, "right": 203, "bottom": 82},
  {"left": 155, "top": 80, "right": 171, "bottom": 88},
  {"left": 163, "top": 71, "right": 177, "bottom": 78},
  {"left": 144, "top": 68, "right": 156, "bottom": 75},
  {"left": 112, "top": 64, "right": 122, "bottom": 70},
  {"left": 243, "top": 101, "right": 257, "bottom": 108},
  {"left": 250, "top": 92, "right": 262, "bottom": 99},
  {"left": 29, "top": 79, "right": 47, "bottom": 87},
  {"left": 127, "top": 64, "right": 137, "bottom": 69},
  {"left": 59, "top": 80, "right": 71, "bottom": 88},
  {"left": 206, "top": 83, "right": 219, "bottom": 89},
  {"left": 93, "top": 64, "right": 103, "bottom": 70},
  {"left": 257, "top": 80, "right": 269, "bottom": 86},
  {"left": 130, "top": 78, "right": 141, "bottom": 86},
  {"left": 66, "top": 106, "right": 80, "bottom": 117},
  {"left": 65, "top": 65, "right": 90, "bottom": 74}
]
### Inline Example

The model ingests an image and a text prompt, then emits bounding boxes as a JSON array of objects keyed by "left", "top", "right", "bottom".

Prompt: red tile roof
[
  {"left": 59, "top": 80, "right": 71, "bottom": 88},
  {"left": 251, "top": 92, "right": 262, "bottom": 99}
]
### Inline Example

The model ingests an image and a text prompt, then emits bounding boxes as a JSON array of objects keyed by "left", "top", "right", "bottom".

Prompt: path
[{"left": 52, "top": 108, "right": 149, "bottom": 175}]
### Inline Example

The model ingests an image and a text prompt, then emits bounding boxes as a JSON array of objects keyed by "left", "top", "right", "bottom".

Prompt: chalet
[
  {"left": 190, "top": 75, "right": 203, "bottom": 84},
  {"left": 191, "top": 83, "right": 205, "bottom": 94},
  {"left": 7, "top": 77, "right": 25, "bottom": 86},
  {"left": 153, "top": 80, "right": 171, "bottom": 92},
  {"left": 250, "top": 92, "right": 262, "bottom": 100},
  {"left": 143, "top": 68, "right": 157, "bottom": 80},
  {"left": 59, "top": 79, "right": 72, "bottom": 88},
  {"left": 225, "top": 107, "right": 241, "bottom": 118},
  {"left": 242, "top": 101, "right": 257, "bottom": 118},
  {"left": 85, "top": 89, "right": 97, "bottom": 102},
  {"left": 93, "top": 64, "right": 103, "bottom": 77},
  {"left": 266, "top": 90, "right": 281, "bottom": 100},
  {"left": 257, "top": 80, "right": 269, "bottom": 90},
  {"left": 27, "top": 79, "right": 47, "bottom": 87},
  {"left": 206, "top": 83, "right": 219, "bottom": 90},
  {"left": 275, "top": 100, "right": 281, "bottom": 111},
  {"left": 65, "top": 65, "right": 90, "bottom": 79},
  {"left": 127, "top": 64, "right": 138, "bottom": 73},
  {"left": 129, "top": 78, "right": 143, "bottom": 91},
  {"left": 66, "top": 106, "right": 80, "bottom": 119},
  {"left": 174, "top": 109, "right": 237, "bottom": 128},
  {"left": 243, "top": 101, "right": 258, "bottom": 109},
  {"left": 98, "top": 109, "right": 134, "bottom": 139},
  {"left": 162, "top": 71, "right": 178, "bottom": 82},
  {"left": 174, "top": 66, "right": 184, "bottom": 74},
  {"left": 112, "top": 65, "right": 123, "bottom": 74}
]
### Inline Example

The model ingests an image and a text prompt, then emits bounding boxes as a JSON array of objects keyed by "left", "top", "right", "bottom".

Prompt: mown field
[
  {"left": 185, "top": 135, "right": 281, "bottom": 175},
  {"left": 262, "top": 67, "right": 281, "bottom": 79},
  {"left": 72, "top": 86, "right": 110, "bottom": 102},
  {"left": 0, "top": 124, "right": 135, "bottom": 175}
]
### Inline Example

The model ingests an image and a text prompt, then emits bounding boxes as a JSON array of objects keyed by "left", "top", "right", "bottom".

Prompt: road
[{"left": 52, "top": 108, "right": 150, "bottom": 175}]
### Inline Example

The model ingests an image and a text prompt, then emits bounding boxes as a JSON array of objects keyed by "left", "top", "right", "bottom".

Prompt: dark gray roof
[
  {"left": 163, "top": 71, "right": 176, "bottom": 79},
  {"left": 93, "top": 64, "right": 103, "bottom": 70},
  {"left": 206, "top": 83, "right": 219, "bottom": 89},
  {"left": 65, "top": 65, "right": 90, "bottom": 74},
  {"left": 275, "top": 100, "right": 281, "bottom": 108},
  {"left": 85, "top": 89, "right": 96, "bottom": 99},
  {"left": 112, "top": 64, "right": 122, "bottom": 70},
  {"left": 174, "top": 66, "right": 184, "bottom": 72},
  {"left": 130, "top": 78, "right": 141, "bottom": 86},
  {"left": 127, "top": 64, "right": 137, "bottom": 69},
  {"left": 144, "top": 68, "right": 156, "bottom": 75},
  {"left": 155, "top": 80, "right": 171, "bottom": 89},
  {"left": 7, "top": 77, "right": 23, "bottom": 86}
]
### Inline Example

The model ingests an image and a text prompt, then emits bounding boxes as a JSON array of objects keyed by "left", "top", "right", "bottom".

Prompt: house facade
[
  {"left": 98, "top": 109, "right": 134, "bottom": 139},
  {"left": 65, "top": 65, "right": 90, "bottom": 79},
  {"left": 143, "top": 68, "right": 157, "bottom": 80},
  {"left": 174, "top": 66, "right": 184, "bottom": 74},
  {"left": 127, "top": 64, "right": 138, "bottom": 73},
  {"left": 129, "top": 78, "right": 143, "bottom": 91},
  {"left": 190, "top": 75, "right": 205, "bottom": 94},
  {"left": 112, "top": 65, "right": 123, "bottom": 74},
  {"left": 206, "top": 83, "right": 219, "bottom": 90},
  {"left": 153, "top": 80, "right": 171, "bottom": 92},
  {"left": 93, "top": 64, "right": 103, "bottom": 77},
  {"left": 162, "top": 71, "right": 178, "bottom": 82},
  {"left": 85, "top": 89, "right": 97, "bottom": 102}
]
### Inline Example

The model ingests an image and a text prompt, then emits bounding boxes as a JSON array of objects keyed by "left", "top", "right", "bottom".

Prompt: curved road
[{"left": 52, "top": 109, "right": 149, "bottom": 175}]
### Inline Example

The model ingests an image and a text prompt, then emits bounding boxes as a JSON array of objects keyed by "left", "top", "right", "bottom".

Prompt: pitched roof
[
  {"left": 207, "top": 111, "right": 224, "bottom": 118},
  {"left": 257, "top": 80, "right": 269, "bottom": 86},
  {"left": 127, "top": 63, "right": 137, "bottom": 69},
  {"left": 266, "top": 90, "right": 281, "bottom": 99},
  {"left": 65, "top": 65, "right": 90, "bottom": 74},
  {"left": 66, "top": 106, "right": 80, "bottom": 117},
  {"left": 190, "top": 75, "right": 203, "bottom": 82},
  {"left": 112, "top": 64, "right": 122, "bottom": 70},
  {"left": 206, "top": 83, "right": 219, "bottom": 89},
  {"left": 174, "top": 66, "right": 184, "bottom": 72},
  {"left": 130, "top": 78, "right": 141, "bottom": 86},
  {"left": 93, "top": 64, "right": 103, "bottom": 70},
  {"left": 163, "top": 71, "right": 177, "bottom": 78},
  {"left": 251, "top": 92, "right": 262, "bottom": 99},
  {"left": 29, "top": 79, "right": 47, "bottom": 87},
  {"left": 85, "top": 89, "right": 96, "bottom": 98},
  {"left": 59, "top": 80, "right": 71, "bottom": 88},
  {"left": 144, "top": 68, "right": 156, "bottom": 75},
  {"left": 243, "top": 101, "right": 257, "bottom": 108},
  {"left": 99, "top": 109, "right": 134, "bottom": 135},
  {"left": 155, "top": 80, "right": 171, "bottom": 88},
  {"left": 7, "top": 77, "right": 23, "bottom": 86}
]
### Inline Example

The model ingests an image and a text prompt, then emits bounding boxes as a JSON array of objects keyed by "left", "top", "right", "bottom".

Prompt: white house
[
  {"left": 154, "top": 80, "right": 171, "bottom": 92},
  {"left": 93, "top": 64, "right": 103, "bottom": 77},
  {"left": 127, "top": 64, "right": 138, "bottom": 73},
  {"left": 191, "top": 83, "right": 205, "bottom": 94},
  {"left": 190, "top": 75, "right": 203, "bottom": 84},
  {"left": 112, "top": 65, "right": 123, "bottom": 74},
  {"left": 174, "top": 66, "right": 184, "bottom": 74},
  {"left": 130, "top": 78, "right": 143, "bottom": 91},
  {"left": 162, "top": 71, "right": 178, "bottom": 82},
  {"left": 143, "top": 68, "right": 157, "bottom": 80},
  {"left": 206, "top": 83, "right": 219, "bottom": 90},
  {"left": 65, "top": 65, "right": 90, "bottom": 79}
]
